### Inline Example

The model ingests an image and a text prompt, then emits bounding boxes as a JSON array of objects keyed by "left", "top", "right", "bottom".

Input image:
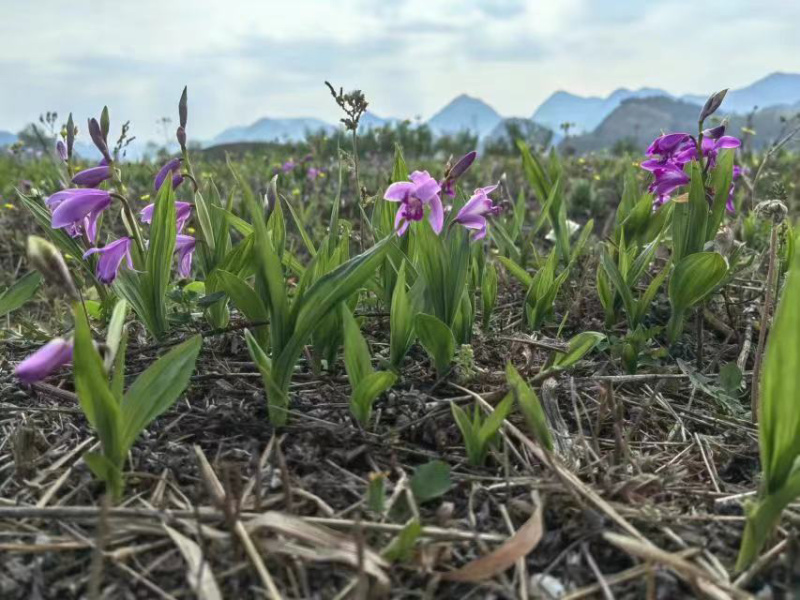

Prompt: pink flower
[
  {"left": 383, "top": 170, "right": 443, "bottom": 236},
  {"left": 454, "top": 184, "right": 501, "bottom": 241}
]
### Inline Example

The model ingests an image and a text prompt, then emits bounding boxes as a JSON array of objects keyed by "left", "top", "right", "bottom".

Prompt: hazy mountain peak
[{"left": 427, "top": 95, "right": 502, "bottom": 137}]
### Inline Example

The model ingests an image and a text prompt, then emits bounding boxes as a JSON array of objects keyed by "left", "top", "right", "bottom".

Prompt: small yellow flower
[
  {"left": 4, "top": 203, "right": 15, "bottom": 209},
  {"left": 319, "top": 172, "right": 326, "bottom": 179},
  {"left": 292, "top": 188, "right": 300, "bottom": 196},
  {"left": 186, "top": 227, "right": 195, "bottom": 234},
  {"left": 141, "top": 194, "right": 151, "bottom": 201},
  {"left": 64, "top": 253, "right": 73, "bottom": 260},
  {"left": 578, "top": 157, "right": 585, "bottom": 164},
  {"left": 631, "top": 161, "right": 640, "bottom": 167},
  {"left": 593, "top": 174, "right": 601, "bottom": 181}
]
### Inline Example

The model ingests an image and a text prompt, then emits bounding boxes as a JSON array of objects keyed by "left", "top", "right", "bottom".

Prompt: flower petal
[
  {"left": 384, "top": 181, "right": 414, "bottom": 202},
  {"left": 427, "top": 194, "right": 444, "bottom": 234}
]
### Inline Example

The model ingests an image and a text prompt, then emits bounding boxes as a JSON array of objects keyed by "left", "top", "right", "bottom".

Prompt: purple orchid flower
[
  {"left": 383, "top": 170, "right": 444, "bottom": 236},
  {"left": 55, "top": 140, "right": 68, "bottom": 162},
  {"left": 48, "top": 189, "right": 112, "bottom": 243},
  {"left": 726, "top": 165, "right": 744, "bottom": 213},
  {"left": 83, "top": 237, "right": 133, "bottom": 284},
  {"left": 15, "top": 337, "right": 73, "bottom": 383},
  {"left": 154, "top": 158, "right": 184, "bottom": 191},
  {"left": 307, "top": 167, "right": 320, "bottom": 181},
  {"left": 175, "top": 234, "right": 196, "bottom": 278},
  {"left": 72, "top": 165, "right": 112, "bottom": 188},
  {"left": 455, "top": 184, "right": 501, "bottom": 241},
  {"left": 442, "top": 150, "right": 477, "bottom": 197},
  {"left": 282, "top": 160, "right": 296, "bottom": 173},
  {"left": 140, "top": 201, "right": 193, "bottom": 232}
]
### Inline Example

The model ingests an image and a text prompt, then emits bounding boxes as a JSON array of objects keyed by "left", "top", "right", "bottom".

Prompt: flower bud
[
  {"left": 754, "top": 199, "right": 788, "bottom": 224},
  {"left": 55, "top": 140, "right": 68, "bottom": 162},
  {"left": 27, "top": 236, "right": 79, "bottom": 301},
  {"left": 179, "top": 86, "right": 188, "bottom": 129},
  {"left": 176, "top": 126, "right": 187, "bottom": 151},
  {"left": 699, "top": 89, "right": 728, "bottom": 123},
  {"left": 88, "top": 118, "right": 112, "bottom": 163},
  {"left": 100, "top": 106, "right": 110, "bottom": 141},
  {"left": 66, "top": 113, "right": 75, "bottom": 160}
]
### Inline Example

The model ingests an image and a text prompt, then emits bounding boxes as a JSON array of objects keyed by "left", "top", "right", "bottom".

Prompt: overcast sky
[{"left": 2, "top": 0, "right": 798, "bottom": 142}]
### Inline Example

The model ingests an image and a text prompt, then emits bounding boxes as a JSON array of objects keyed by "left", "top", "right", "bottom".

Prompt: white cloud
[{"left": 0, "top": 0, "right": 797, "bottom": 141}]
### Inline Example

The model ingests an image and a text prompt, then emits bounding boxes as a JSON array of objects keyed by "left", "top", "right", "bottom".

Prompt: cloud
[{"left": 0, "top": 0, "right": 797, "bottom": 141}]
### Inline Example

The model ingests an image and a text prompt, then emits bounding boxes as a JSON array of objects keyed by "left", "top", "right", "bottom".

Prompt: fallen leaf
[
  {"left": 164, "top": 524, "right": 222, "bottom": 600},
  {"left": 442, "top": 497, "right": 544, "bottom": 582}
]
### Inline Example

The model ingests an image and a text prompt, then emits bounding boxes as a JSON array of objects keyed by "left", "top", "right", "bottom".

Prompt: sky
[{"left": 1, "top": 0, "right": 798, "bottom": 143}]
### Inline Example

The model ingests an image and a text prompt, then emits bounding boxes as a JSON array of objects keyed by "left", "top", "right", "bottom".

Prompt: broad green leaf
[
  {"left": 351, "top": 371, "right": 397, "bottom": 426},
  {"left": 341, "top": 305, "right": 373, "bottom": 389},
  {"left": 73, "top": 304, "right": 122, "bottom": 468},
  {"left": 0, "top": 271, "right": 42, "bottom": 317},
  {"left": 103, "top": 299, "right": 128, "bottom": 372},
  {"left": 216, "top": 270, "right": 269, "bottom": 344},
  {"left": 507, "top": 363, "right": 553, "bottom": 451},
  {"left": 552, "top": 331, "right": 605, "bottom": 370},
  {"left": 119, "top": 335, "right": 201, "bottom": 452},
  {"left": 477, "top": 393, "right": 514, "bottom": 447},
  {"left": 669, "top": 252, "right": 728, "bottom": 314},
  {"left": 390, "top": 263, "right": 415, "bottom": 369},
  {"left": 414, "top": 313, "right": 455, "bottom": 376},
  {"left": 481, "top": 262, "right": 498, "bottom": 331},
  {"left": 708, "top": 149, "right": 735, "bottom": 241},
  {"left": 383, "top": 519, "right": 421, "bottom": 563},
  {"left": 146, "top": 180, "right": 177, "bottom": 338},
  {"left": 410, "top": 460, "right": 452, "bottom": 503},
  {"left": 497, "top": 256, "right": 533, "bottom": 288}
]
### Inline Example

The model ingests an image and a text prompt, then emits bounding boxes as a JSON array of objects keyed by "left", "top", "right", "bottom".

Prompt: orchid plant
[
  {"left": 377, "top": 149, "right": 503, "bottom": 375},
  {"left": 17, "top": 90, "right": 199, "bottom": 340}
]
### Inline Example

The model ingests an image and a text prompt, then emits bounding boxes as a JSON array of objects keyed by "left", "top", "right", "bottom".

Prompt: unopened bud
[
  {"left": 176, "top": 126, "right": 187, "bottom": 151},
  {"left": 178, "top": 86, "right": 188, "bottom": 129},
  {"left": 88, "top": 118, "right": 111, "bottom": 163},
  {"left": 700, "top": 89, "right": 728, "bottom": 123},
  {"left": 27, "top": 236, "right": 79, "bottom": 301},
  {"left": 66, "top": 113, "right": 75, "bottom": 159},
  {"left": 100, "top": 106, "right": 110, "bottom": 141}
]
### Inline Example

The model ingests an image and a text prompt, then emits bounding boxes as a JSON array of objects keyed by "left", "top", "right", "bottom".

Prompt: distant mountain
[
  {"left": 682, "top": 73, "right": 800, "bottom": 114},
  {"left": 532, "top": 88, "right": 670, "bottom": 135},
  {"left": 427, "top": 94, "right": 502, "bottom": 138},
  {"left": 358, "top": 110, "right": 400, "bottom": 131},
  {"left": 483, "top": 118, "right": 554, "bottom": 151},
  {"left": 0, "top": 131, "right": 17, "bottom": 147},
  {"left": 213, "top": 117, "right": 336, "bottom": 145},
  {"left": 566, "top": 96, "right": 800, "bottom": 154}
]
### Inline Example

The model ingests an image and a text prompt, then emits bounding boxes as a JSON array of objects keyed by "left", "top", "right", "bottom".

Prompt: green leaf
[
  {"left": 410, "top": 460, "right": 452, "bottom": 503},
  {"left": 272, "top": 237, "right": 392, "bottom": 393},
  {"left": 552, "top": 331, "right": 605, "bottom": 370},
  {"left": 146, "top": 179, "right": 177, "bottom": 338},
  {"left": 671, "top": 161, "right": 707, "bottom": 262},
  {"left": 351, "top": 371, "right": 397, "bottom": 426},
  {"left": 477, "top": 393, "right": 514, "bottom": 448},
  {"left": 719, "top": 362, "right": 743, "bottom": 395},
  {"left": 390, "top": 263, "right": 415, "bottom": 369},
  {"left": 283, "top": 194, "right": 317, "bottom": 256},
  {"left": 73, "top": 304, "right": 123, "bottom": 473},
  {"left": 119, "top": 335, "right": 201, "bottom": 453},
  {"left": 451, "top": 402, "right": 481, "bottom": 465},
  {"left": 634, "top": 262, "right": 670, "bottom": 326},
  {"left": 759, "top": 236, "right": 800, "bottom": 494},
  {"left": 497, "top": 256, "right": 533, "bottom": 288},
  {"left": 507, "top": 363, "right": 553, "bottom": 451},
  {"left": 0, "top": 271, "right": 42, "bottom": 317},
  {"left": 341, "top": 305, "right": 373, "bottom": 389},
  {"left": 708, "top": 149, "right": 735, "bottom": 241},
  {"left": 103, "top": 299, "right": 128, "bottom": 371},
  {"left": 667, "top": 252, "right": 728, "bottom": 342},
  {"left": 601, "top": 248, "right": 636, "bottom": 328},
  {"left": 216, "top": 270, "right": 269, "bottom": 345},
  {"left": 481, "top": 262, "right": 498, "bottom": 331},
  {"left": 383, "top": 518, "right": 421, "bottom": 563},
  {"left": 83, "top": 451, "right": 123, "bottom": 499},
  {"left": 414, "top": 313, "right": 455, "bottom": 376}
]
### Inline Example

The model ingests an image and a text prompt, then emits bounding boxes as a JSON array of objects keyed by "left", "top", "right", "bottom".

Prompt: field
[{"left": 1, "top": 89, "right": 800, "bottom": 599}]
